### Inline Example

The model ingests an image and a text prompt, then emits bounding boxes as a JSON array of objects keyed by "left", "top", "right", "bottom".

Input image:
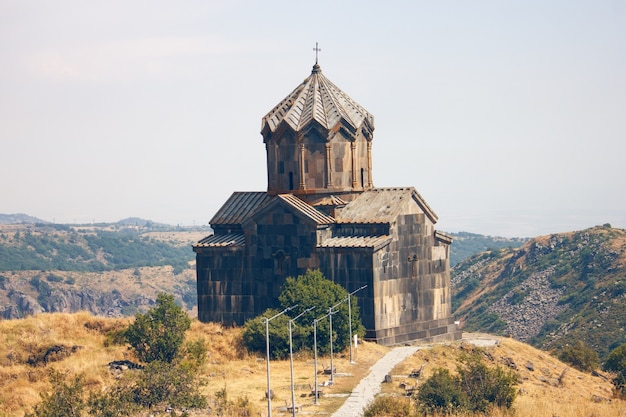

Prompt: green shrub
[
  {"left": 457, "top": 357, "right": 519, "bottom": 412},
  {"left": 242, "top": 309, "right": 291, "bottom": 360},
  {"left": 416, "top": 354, "right": 519, "bottom": 415},
  {"left": 124, "top": 293, "right": 191, "bottom": 363},
  {"left": 130, "top": 361, "right": 206, "bottom": 410},
  {"left": 557, "top": 340, "right": 599, "bottom": 372},
  {"left": 46, "top": 274, "right": 63, "bottom": 283},
  {"left": 363, "top": 395, "right": 413, "bottom": 417},
  {"left": 416, "top": 368, "right": 467, "bottom": 415},
  {"left": 25, "top": 369, "right": 85, "bottom": 417},
  {"left": 603, "top": 343, "right": 626, "bottom": 397}
]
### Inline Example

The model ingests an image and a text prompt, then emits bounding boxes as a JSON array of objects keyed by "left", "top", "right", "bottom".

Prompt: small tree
[
  {"left": 242, "top": 270, "right": 366, "bottom": 358},
  {"left": 557, "top": 340, "right": 599, "bottom": 372},
  {"left": 124, "top": 293, "right": 191, "bottom": 363},
  {"left": 278, "top": 269, "right": 365, "bottom": 355},
  {"left": 603, "top": 343, "right": 626, "bottom": 397}
]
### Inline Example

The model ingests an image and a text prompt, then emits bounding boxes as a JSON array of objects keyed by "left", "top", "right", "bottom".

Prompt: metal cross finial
[{"left": 313, "top": 42, "right": 321, "bottom": 64}]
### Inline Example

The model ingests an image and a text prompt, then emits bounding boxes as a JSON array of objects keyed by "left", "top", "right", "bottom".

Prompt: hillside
[
  {"left": 0, "top": 222, "right": 210, "bottom": 318},
  {"left": 0, "top": 215, "right": 520, "bottom": 320},
  {"left": 452, "top": 224, "right": 626, "bottom": 360},
  {"left": 0, "top": 313, "right": 621, "bottom": 417}
]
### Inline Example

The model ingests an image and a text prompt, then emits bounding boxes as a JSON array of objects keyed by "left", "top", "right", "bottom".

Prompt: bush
[
  {"left": 363, "top": 396, "right": 413, "bottom": 417},
  {"left": 130, "top": 361, "right": 207, "bottom": 410},
  {"left": 87, "top": 385, "right": 139, "bottom": 417},
  {"left": 416, "top": 368, "right": 467, "bottom": 415},
  {"left": 557, "top": 340, "right": 599, "bottom": 372},
  {"left": 124, "top": 293, "right": 191, "bottom": 363},
  {"left": 242, "top": 308, "right": 291, "bottom": 360},
  {"left": 25, "top": 369, "right": 85, "bottom": 417},
  {"left": 415, "top": 353, "right": 519, "bottom": 415},
  {"left": 603, "top": 343, "right": 626, "bottom": 397},
  {"left": 457, "top": 357, "right": 519, "bottom": 412}
]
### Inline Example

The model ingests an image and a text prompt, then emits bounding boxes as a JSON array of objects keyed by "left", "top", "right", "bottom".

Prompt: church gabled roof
[
  {"left": 335, "top": 187, "right": 438, "bottom": 224},
  {"left": 261, "top": 64, "right": 374, "bottom": 137},
  {"left": 276, "top": 194, "right": 336, "bottom": 224},
  {"left": 245, "top": 194, "right": 335, "bottom": 226},
  {"left": 209, "top": 192, "right": 272, "bottom": 226}
]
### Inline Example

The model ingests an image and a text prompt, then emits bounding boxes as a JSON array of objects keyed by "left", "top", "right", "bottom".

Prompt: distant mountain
[
  {"left": 116, "top": 217, "right": 170, "bottom": 228},
  {"left": 452, "top": 224, "right": 626, "bottom": 360},
  {"left": 448, "top": 231, "right": 528, "bottom": 266},
  {"left": 0, "top": 213, "right": 48, "bottom": 224}
]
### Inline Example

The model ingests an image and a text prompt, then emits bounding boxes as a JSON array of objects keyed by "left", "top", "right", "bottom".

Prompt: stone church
[{"left": 193, "top": 61, "right": 460, "bottom": 345}]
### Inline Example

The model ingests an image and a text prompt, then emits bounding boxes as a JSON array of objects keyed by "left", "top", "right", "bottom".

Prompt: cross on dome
[{"left": 313, "top": 42, "right": 321, "bottom": 64}]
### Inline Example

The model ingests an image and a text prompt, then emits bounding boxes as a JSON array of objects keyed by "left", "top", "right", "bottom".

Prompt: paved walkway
[{"left": 330, "top": 346, "right": 421, "bottom": 417}]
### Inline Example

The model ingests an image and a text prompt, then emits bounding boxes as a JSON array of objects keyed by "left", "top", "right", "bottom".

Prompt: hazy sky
[{"left": 1, "top": 1, "right": 625, "bottom": 237}]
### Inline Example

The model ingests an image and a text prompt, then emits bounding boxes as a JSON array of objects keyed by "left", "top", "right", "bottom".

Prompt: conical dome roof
[{"left": 261, "top": 64, "right": 374, "bottom": 137}]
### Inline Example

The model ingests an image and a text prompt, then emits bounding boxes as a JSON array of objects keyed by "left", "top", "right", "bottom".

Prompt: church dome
[
  {"left": 261, "top": 63, "right": 375, "bottom": 196},
  {"left": 261, "top": 64, "right": 374, "bottom": 138}
]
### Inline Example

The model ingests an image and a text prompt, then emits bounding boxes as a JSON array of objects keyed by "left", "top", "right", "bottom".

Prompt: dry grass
[
  {"left": 1, "top": 315, "right": 625, "bottom": 417},
  {"left": 0, "top": 312, "right": 131, "bottom": 417},
  {"left": 385, "top": 334, "right": 625, "bottom": 417},
  {"left": 0, "top": 313, "right": 390, "bottom": 417}
]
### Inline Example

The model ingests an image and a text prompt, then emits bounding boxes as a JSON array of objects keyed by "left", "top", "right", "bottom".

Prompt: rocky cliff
[{"left": 0, "top": 267, "right": 197, "bottom": 319}]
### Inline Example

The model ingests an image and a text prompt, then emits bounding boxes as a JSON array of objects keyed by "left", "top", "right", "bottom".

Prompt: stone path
[{"left": 330, "top": 345, "right": 421, "bottom": 417}]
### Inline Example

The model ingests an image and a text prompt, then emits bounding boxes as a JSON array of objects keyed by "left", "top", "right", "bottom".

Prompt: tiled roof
[
  {"left": 277, "top": 194, "right": 335, "bottom": 225},
  {"left": 262, "top": 64, "right": 374, "bottom": 136},
  {"left": 318, "top": 235, "right": 392, "bottom": 250},
  {"left": 210, "top": 192, "right": 272, "bottom": 226},
  {"left": 335, "top": 188, "right": 438, "bottom": 224},
  {"left": 193, "top": 233, "right": 245, "bottom": 248}
]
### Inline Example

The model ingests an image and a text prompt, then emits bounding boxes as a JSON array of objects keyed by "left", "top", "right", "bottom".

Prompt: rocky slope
[{"left": 452, "top": 225, "right": 626, "bottom": 360}]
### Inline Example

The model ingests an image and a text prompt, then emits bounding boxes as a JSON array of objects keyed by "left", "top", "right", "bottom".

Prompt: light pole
[
  {"left": 289, "top": 306, "right": 315, "bottom": 417},
  {"left": 347, "top": 285, "right": 367, "bottom": 363},
  {"left": 312, "top": 314, "right": 328, "bottom": 405},
  {"left": 328, "top": 306, "right": 337, "bottom": 384},
  {"left": 265, "top": 305, "right": 297, "bottom": 417},
  {"left": 328, "top": 284, "right": 368, "bottom": 382}
]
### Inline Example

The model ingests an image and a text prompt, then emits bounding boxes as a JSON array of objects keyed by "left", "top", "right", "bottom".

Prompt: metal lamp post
[
  {"left": 312, "top": 315, "right": 325, "bottom": 405},
  {"left": 312, "top": 310, "right": 334, "bottom": 405},
  {"left": 328, "top": 284, "right": 368, "bottom": 383},
  {"left": 265, "top": 305, "right": 297, "bottom": 417},
  {"left": 328, "top": 306, "right": 336, "bottom": 384},
  {"left": 288, "top": 306, "right": 315, "bottom": 417},
  {"left": 348, "top": 285, "right": 367, "bottom": 363}
]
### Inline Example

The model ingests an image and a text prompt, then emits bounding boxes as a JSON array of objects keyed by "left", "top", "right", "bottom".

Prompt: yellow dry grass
[
  {"left": 386, "top": 334, "right": 625, "bottom": 417},
  {"left": 1, "top": 315, "right": 625, "bottom": 417},
  {"left": 0, "top": 312, "right": 131, "bottom": 417}
]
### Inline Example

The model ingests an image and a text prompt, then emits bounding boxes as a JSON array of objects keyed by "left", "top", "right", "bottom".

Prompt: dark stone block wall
[{"left": 196, "top": 247, "right": 253, "bottom": 324}]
